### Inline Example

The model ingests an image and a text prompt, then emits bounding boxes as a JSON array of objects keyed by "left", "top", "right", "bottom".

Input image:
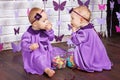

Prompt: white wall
[{"left": 0, "top": 0, "right": 107, "bottom": 50}]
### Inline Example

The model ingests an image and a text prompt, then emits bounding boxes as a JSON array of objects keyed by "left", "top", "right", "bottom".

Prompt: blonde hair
[
  {"left": 74, "top": 6, "right": 91, "bottom": 21},
  {"left": 28, "top": 7, "right": 42, "bottom": 24}
]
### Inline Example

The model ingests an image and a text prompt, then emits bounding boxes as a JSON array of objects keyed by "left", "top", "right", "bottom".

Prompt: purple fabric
[
  {"left": 21, "top": 26, "right": 66, "bottom": 75},
  {"left": 71, "top": 23, "right": 112, "bottom": 72}
]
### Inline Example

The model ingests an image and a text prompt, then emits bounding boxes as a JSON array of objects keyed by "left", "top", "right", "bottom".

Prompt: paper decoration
[
  {"left": 14, "top": 9, "right": 19, "bottom": 18},
  {"left": 28, "top": 0, "right": 33, "bottom": 1},
  {"left": 67, "top": 39, "right": 73, "bottom": 46},
  {"left": 56, "top": 20, "right": 62, "bottom": 26},
  {"left": 109, "top": 0, "right": 114, "bottom": 37},
  {"left": 14, "top": 27, "right": 20, "bottom": 35},
  {"left": 110, "top": 1, "right": 114, "bottom": 10},
  {"left": 77, "top": 0, "right": 90, "bottom": 7},
  {"left": 0, "top": 43, "right": 3, "bottom": 51},
  {"left": 0, "top": 26, "right": 2, "bottom": 35},
  {"left": 55, "top": 34, "right": 64, "bottom": 42},
  {"left": 42, "top": 0, "right": 47, "bottom": 1},
  {"left": 11, "top": 42, "right": 21, "bottom": 53},
  {"left": 53, "top": 0, "right": 66, "bottom": 42},
  {"left": 53, "top": 1, "right": 66, "bottom": 11},
  {"left": 98, "top": 4, "right": 106, "bottom": 11},
  {"left": 67, "top": 24, "right": 72, "bottom": 30},
  {"left": 116, "top": 12, "right": 120, "bottom": 27},
  {"left": 46, "top": 9, "right": 51, "bottom": 16},
  {"left": 96, "top": 18, "right": 106, "bottom": 25},
  {"left": 91, "top": 0, "right": 95, "bottom": 11},
  {"left": 27, "top": 8, "right": 30, "bottom": 16},
  {"left": 116, "top": 12, "right": 120, "bottom": 19},
  {"left": 115, "top": 26, "right": 120, "bottom": 32}
]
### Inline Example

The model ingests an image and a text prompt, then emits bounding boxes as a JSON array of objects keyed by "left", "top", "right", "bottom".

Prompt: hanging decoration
[
  {"left": 42, "top": 0, "right": 48, "bottom": 10},
  {"left": 27, "top": 8, "right": 30, "bottom": 16},
  {"left": 67, "top": 24, "right": 72, "bottom": 30},
  {"left": 11, "top": 42, "right": 21, "bottom": 53},
  {"left": 98, "top": 4, "right": 106, "bottom": 11},
  {"left": 97, "top": 0, "right": 106, "bottom": 37},
  {"left": 110, "top": 0, "right": 114, "bottom": 36},
  {"left": 115, "top": 12, "right": 120, "bottom": 32},
  {"left": 91, "top": 0, "right": 95, "bottom": 11},
  {"left": 77, "top": 0, "right": 90, "bottom": 7},
  {"left": 53, "top": 0, "right": 66, "bottom": 42},
  {"left": 0, "top": 43, "right": 3, "bottom": 52},
  {"left": 14, "top": 27, "right": 20, "bottom": 35},
  {"left": 14, "top": 9, "right": 19, "bottom": 19},
  {"left": 0, "top": 26, "right": 2, "bottom": 35},
  {"left": 96, "top": 18, "right": 106, "bottom": 25}
]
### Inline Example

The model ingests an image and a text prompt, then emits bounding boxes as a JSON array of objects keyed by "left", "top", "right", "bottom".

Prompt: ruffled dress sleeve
[
  {"left": 21, "top": 32, "right": 32, "bottom": 52},
  {"left": 71, "top": 30, "right": 87, "bottom": 45},
  {"left": 44, "top": 29, "right": 54, "bottom": 41}
]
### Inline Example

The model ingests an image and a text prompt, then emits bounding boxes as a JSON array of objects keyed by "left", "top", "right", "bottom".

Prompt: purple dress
[
  {"left": 21, "top": 26, "right": 65, "bottom": 75},
  {"left": 71, "top": 23, "right": 112, "bottom": 72}
]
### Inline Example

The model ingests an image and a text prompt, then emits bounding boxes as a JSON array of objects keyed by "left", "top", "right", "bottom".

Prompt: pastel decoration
[
  {"left": 115, "top": 26, "right": 120, "bottom": 32},
  {"left": 27, "top": 8, "right": 30, "bottom": 16},
  {"left": 15, "top": 9, "right": 19, "bottom": 18},
  {"left": 28, "top": 0, "right": 33, "bottom": 1},
  {"left": 96, "top": 18, "right": 106, "bottom": 25},
  {"left": 66, "top": 7, "right": 71, "bottom": 14},
  {"left": 46, "top": 9, "right": 51, "bottom": 16},
  {"left": 116, "top": 12, "right": 120, "bottom": 19},
  {"left": 11, "top": 42, "right": 21, "bottom": 53},
  {"left": 0, "top": 26, "right": 2, "bottom": 35},
  {"left": 67, "top": 39, "right": 73, "bottom": 46},
  {"left": 91, "top": 0, "right": 95, "bottom": 11},
  {"left": 98, "top": 4, "right": 106, "bottom": 11},
  {"left": 0, "top": 43, "right": 3, "bottom": 51},
  {"left": 53, "top": 1, "right": 66, "bottom": 11},
  {"left": 68, "top": 24, "right": 72, "bottom": 30},
  {"left": 77, "top": 0, "right": 90, "bottom": 7},
  {"left": 56, "top": 20, "right": 62, "bottom": 26},
  {"left": 14, "top": 27, "right": 20, "bottom": 35},
  {"left": 55, "top": 34, "right": 64, "bottom": 42},
  {"left": 42, "top": 0, "right": 47, "bottom": 1},
  {"left": 110, "top": 1, "right": 114, "bottom": 10}
]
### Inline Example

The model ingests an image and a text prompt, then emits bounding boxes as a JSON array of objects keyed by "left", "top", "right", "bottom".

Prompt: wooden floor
[{"left": 0, "top": 36, "right": 120, "bottom": 80}]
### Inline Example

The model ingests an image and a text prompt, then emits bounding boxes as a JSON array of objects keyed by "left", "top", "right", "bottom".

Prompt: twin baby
[{"left": 21, "top": 6, "right": 112, "bottom": 77}]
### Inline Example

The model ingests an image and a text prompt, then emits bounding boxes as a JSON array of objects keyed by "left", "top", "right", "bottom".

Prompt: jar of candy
[
  {"left": 52, "top": 54, "right": 67, "bottom": 69},
  {"left": 66, "top": 39, "right": 76, "bottom": 68}
]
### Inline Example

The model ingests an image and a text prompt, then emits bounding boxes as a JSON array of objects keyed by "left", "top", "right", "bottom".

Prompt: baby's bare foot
[{"left": 45, "top": 68, "right": 55, "bottom": 77}]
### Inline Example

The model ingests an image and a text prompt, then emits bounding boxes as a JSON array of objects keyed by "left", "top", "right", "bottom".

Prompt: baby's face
[
  {"left": 70, "top": 12, "right": 81, "bottom": 29},
  {"left": 36, "top": 12, "right": 50, "bottom": 30}
]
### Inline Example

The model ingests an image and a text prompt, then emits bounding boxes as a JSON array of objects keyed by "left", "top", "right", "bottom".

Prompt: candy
[{"left": 52, "top": 55, "right": 66, "bottom": 69}]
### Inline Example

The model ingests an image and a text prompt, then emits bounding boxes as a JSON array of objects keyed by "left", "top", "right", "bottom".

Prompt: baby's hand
[
  {"left": 45, "top": 22, "right": 52, "bottom": 31},
  {"left": 29, "top": 43, "right": 39, "bottom": 50}
]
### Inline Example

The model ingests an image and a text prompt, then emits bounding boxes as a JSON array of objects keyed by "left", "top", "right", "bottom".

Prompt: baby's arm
[
  {"left": 71, "top": 30, "right": 87, "bottom": 45},
  {"left": 45, "top": 29, "right": 54, "bottom": 41},
  {"left": 44, "top": 23, "right": 54, "bottom": 41},
  {"left": 21, "top": 32, "right": 39, "bottom": 52}
]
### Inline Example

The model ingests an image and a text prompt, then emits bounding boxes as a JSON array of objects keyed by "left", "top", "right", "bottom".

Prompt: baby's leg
[{"left": 44, "top": 68, "right": 55, "bottom": 77}]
